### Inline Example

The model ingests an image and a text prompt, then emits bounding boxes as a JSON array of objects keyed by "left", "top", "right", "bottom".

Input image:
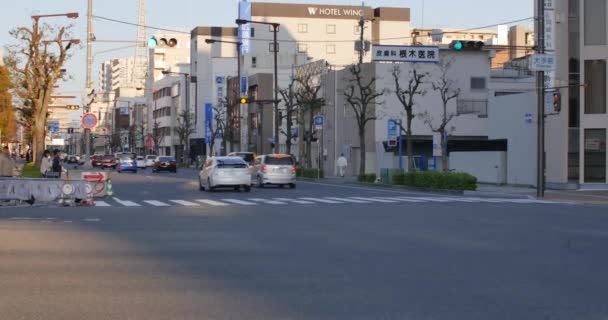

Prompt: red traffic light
[{"left": 388, "top": 139, "right": 397, "bottom": 147}]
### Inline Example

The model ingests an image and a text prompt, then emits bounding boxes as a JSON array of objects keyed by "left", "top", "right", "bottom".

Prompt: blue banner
[
  {"left": 238, "top": 2, "right": 251, "bottom": 55},
  {"left": 204, "top": 103, "right": 213, "bottom": 143},
  {"left": 241, "top": 76, "right": 247, "bottom": 94}
]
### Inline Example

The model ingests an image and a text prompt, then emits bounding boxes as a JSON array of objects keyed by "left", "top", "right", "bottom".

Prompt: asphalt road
[{"left": 1, "top": 167, "right": 608, "bottom": 319}]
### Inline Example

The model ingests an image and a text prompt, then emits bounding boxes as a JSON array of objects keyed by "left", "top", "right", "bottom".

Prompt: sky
[{"left": 0, "top": 0, "right": 533, "bottom": 104}]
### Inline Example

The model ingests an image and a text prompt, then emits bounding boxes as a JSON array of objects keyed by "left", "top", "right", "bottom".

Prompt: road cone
[{"left": 106, "top": 179, "right": 114, "bottom": 197}]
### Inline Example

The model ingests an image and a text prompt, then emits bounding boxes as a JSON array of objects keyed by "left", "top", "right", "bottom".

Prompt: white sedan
[
  {"left": 145, "top": 155, "right": 157, "bottom": 167},
  {"left": 136, "top": 156, "right": 147, "bottom": 168},
  {"left": 199, "top": 156, "right": 251, "bottom": 192}
]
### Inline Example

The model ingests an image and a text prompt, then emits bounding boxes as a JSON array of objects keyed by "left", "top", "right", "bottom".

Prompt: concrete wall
[{"left": 450, "top": 151, "right": 507, "bottom": 184}]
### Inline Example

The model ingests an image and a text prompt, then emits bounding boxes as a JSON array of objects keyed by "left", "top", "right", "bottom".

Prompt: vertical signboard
[
  {"left": 204, "top": 103, "right": 213, "bottom": 143},
  {"left": 238, "top": 2, "right": 251, "bottom": 55},
  {"left": 543, "top": 0, "right": 556, "bottom": 89},
  {"left": 432, "top": 132, "right": 442, "bottom": 157}
]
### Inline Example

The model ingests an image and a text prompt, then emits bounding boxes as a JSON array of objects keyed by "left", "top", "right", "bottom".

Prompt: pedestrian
[
  {"left": 40, "top": 150, "right": 52, "bottom": 177},
  {"left": 337, "top": 153, "right": 348, "bottom": 178},
  {"left": 0, "top": 146, "right": 16, "bottom": 177},
  {"left": 51, "top": 149, "right": 63, "bottom": 178}
]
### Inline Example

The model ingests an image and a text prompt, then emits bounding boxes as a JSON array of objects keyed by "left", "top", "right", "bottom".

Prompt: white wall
[{"left": 450, "top": 151, "right": 507, "bottom": 184}]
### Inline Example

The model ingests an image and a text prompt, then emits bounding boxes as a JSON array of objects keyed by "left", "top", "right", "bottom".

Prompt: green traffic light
[
  {"left": 147, "top": 37, "right": 157, "bottom": 48},
  {"left": 453, "top": 41, "right": 463, "bottom": 50}
]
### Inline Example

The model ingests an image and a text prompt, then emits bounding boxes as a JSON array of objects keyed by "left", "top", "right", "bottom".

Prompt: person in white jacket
[
  {"left": 39, "top": 150, "right": 52, "bottom": 177},
  {"left": 337, "top": 153, "right": 348, "bottom": 177}
]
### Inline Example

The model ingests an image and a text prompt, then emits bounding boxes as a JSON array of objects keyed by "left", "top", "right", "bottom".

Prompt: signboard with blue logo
[
  {"left": 238, "top": 2, "right": 251, "bottom": 54},
  {"left": 204, "top": 103, "right": 213, "bottom": 143},
  {"left": 387, "top": 119, "right": 398, "bottom": 141},
  {"left": 241, "top": 77, "right": 247, "bottom": 94},
  {"left": 314, "top": 115, "right": 324, "bottom": 130},
  {"left": 48, "top": 121, "right": 60, "bottom": 133},
  {"left": 215, "top": 76, "right": 224, "bottom": 84}
]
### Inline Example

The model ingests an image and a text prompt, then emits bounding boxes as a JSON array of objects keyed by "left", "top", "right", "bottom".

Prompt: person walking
[
  {"left": 0, "top": 146, "right": 16, "bottom": 177},
  {"left": 40, "top": 150, "right": 52, "bottom": 177},
  {"left": 337, "top": 153, "right": 348, "bottom": 178},
  {"left": 51, "top": 149, "right": 63, "bottom": 178}
]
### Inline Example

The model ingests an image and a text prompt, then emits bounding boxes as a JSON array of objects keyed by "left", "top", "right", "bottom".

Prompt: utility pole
[
  {"left": 358, "top": 14, "right": 365, "bottom": 65},
  {"left": 535, "top": 0, "right": 545, "bottom": 197},
  {"left": 84, "top": 0, "right": 93, "bottom": 167},
  {"left": 272, "top": 24, "right": 279, "bottom": 154}
]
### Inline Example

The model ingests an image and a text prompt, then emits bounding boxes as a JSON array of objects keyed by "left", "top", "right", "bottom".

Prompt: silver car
[
  {"left": 253, "top": 154, "right": 296, "bottom": 189},
  {"left": 199, "top": 156, "right": 252, "bottom": 192}
]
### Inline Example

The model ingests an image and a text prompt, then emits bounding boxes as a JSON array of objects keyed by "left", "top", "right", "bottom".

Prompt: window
[
  {"left": 298, "top": 24, "right": 308, "bottom": 33},
  {"left": 354, "top": 25, "right": 361, "bottom": 35},
  {"left": 584, "top": 129, "right": 606, "bottom": 183},
  {"left": 584, "top": 0, "right": 606, "bottom": 45},
  {"left": 326, "top": 44, "right": 336, "bottom": 54},
  {"left": 250, "top": 27, "right": 255, "bottom": 38},
  {"left": 269, "top": 42, "right": 279, "bottom": 52},
  {"left": 251, "top": 57, "right": 257, "bottom": 67},
  {"left": 584, "top": 60, "right": 606, "bottom": 114},
  {"left": 298, "top": 43, "right": 308, "bottom": 53},
  {"left": 326, "top": 24, "right": 336, "bottom": 34},
  {"left": 457, "top": 99, "right": 488, "bottom": 117},
  {"left": 470, "top": 77, "right": 487, "bottom": 90}
]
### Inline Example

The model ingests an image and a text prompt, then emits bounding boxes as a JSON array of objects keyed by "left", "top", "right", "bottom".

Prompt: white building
[{"left": 99, "top": 57, "right": 144, "bottom": 93}]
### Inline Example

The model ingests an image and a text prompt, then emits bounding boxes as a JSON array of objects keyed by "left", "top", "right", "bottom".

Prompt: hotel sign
[{"left": 307, "top": 7, "right": 363, "bottom": 17}]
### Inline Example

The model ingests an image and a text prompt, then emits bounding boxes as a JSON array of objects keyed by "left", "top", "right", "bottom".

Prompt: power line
[{"left": 93, "top": 14, "right": 534, "bottom": 44}]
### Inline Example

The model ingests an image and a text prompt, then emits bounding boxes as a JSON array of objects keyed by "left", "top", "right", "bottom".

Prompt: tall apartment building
[{"left": 99, "top": 57, "right": 144, "bottom": 93}]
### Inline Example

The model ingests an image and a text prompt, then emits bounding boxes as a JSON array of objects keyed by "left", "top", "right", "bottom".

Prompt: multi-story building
[{"left": 99, "top": 57, "right": 144, "bottom": 93}]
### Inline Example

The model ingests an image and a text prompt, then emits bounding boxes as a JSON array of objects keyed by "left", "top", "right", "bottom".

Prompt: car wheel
[
  {"left": 289, "top": 183, "right": 296, "bottom": 189},
  {"left": 257, "top": 176, "right": 264, "bottom": 188},
  {"left": 244, "top": 185, "right": 251, "bottom": 192},
  {"left": 199, "top": 177, "right": 205, "bottom": 191},
  {"left": 207, "top": 179, "right": 214, "bottom": 192}
]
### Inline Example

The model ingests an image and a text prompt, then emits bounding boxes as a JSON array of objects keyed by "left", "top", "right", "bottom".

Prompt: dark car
[
  {"left": 153, "top": 156, "right": 177, "bottom": 173},
  {"left": 101, "top": 154, "right": 117, "bottom": 169},
  {"left": 91, "top": 155, "right": 103, "bottom": 167}
]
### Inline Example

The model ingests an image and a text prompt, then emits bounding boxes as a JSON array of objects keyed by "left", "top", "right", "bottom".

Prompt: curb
[
  {"left": 463, "top": 190, "right": 533, "bottom": 199},
  {"left": 354, "top": 182, "right": 464, "bottom": 195}
]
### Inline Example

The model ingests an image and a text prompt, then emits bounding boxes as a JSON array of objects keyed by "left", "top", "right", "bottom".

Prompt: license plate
[{"left": 281, "top": 168, "right": 288, "bottom": 173}]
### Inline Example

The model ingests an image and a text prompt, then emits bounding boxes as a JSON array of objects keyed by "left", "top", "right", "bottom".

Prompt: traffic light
[
  {"left": 148, "top": 37, "right": 177, "bottom": 48},
  {"left": 553, "top": 92, "right": 562, "bottom": 113},
  {"left": 387, "top": 139, "right": 397, "bottom": 147},
  {"left": 239, "top": 97, "right": 249, "bottom": 104},
  {"left": 449, "top": 40, "right": 485, "bottom": 51},
  {"left": 91, "top": 134, "right": 96, "bottom": 140},
  {"left": 66, "top": 105, "right": 80, "bottom": 110}
]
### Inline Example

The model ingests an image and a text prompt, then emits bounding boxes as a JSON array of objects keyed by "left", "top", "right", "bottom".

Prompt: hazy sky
[{"left": 0, "top": 0, "right": 533, "bottom": 102}]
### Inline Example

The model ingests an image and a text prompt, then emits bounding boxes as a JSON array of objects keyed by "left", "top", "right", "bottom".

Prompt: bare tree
[
  {"left": 279, "top": 78, "right": 299, "bottom": 155},
  {"left": 207, "top": 104, "right": 227, "bottom": 156},
  {"left": 392, "top": 65, "right": 427, "bottom": 171},
  {"left": 419, "top": 58, "right": 460, "bottom": 172},
  {"left": 343, "top": 63, "right": 385, "bottom": 176},
  {"left": 151, "top": 121, "right": 163, "bottom": 155},
  {"left": 175, "top": 110, "right": 196, "bottom": 164},
  {"left": 5, "top": 20, "right": 76, "bottom": 165},
  {"left": 294, "top": 73, "right": 324, "bottom": 168}
]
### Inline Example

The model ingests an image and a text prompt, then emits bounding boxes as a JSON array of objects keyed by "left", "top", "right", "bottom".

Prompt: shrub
[
  {"left": 296, "top": 168, "right": 324, "bottom": 179},
  {"left": 391, "top": 170, "right": 477, "bottom": 191},
  {"left": 358, "top": 173, "right": 377, "bottom": 183}
]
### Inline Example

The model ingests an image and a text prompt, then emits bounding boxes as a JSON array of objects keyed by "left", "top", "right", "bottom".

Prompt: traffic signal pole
[
  {"left": 84, "top": 0, "right": 93, "bottom": 168},
  {"left": 535, "top": 0, "right": 545, "bottom": 198}
]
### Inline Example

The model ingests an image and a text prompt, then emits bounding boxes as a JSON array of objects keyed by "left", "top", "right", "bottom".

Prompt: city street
[{"left": 1, "top": 170, "right": 608, "bottom": 320}]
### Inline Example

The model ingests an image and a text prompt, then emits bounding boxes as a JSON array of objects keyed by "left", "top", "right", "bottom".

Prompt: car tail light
[
  {"left": 170, "top": 161, "right": 176, "bottom": 165},
  {"left": 291, "top": 165, "right": 296, "bottom": 172},
  {"left": 261, "top": 165, "right": 267, "bottom": 172}
]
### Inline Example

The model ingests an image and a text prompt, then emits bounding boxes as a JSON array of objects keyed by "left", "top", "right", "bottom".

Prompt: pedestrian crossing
[{"left": 91, "top": 196, "right": 573, "bottom": 208}]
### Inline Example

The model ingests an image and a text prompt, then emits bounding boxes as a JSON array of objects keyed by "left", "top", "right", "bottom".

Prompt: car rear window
[
  {"left": 231, "top": 153, "right": 254, "bottom": 163},
  {"left": 103, "top": 155, "right": 114, "bottom": 160},
  {"left": 265, "top": 156, "right": 294, "bottom": 165},
  {"left": 136, "top": 157, "right": 144, "bottom": 160},
  {"left": 216, "top": 158, "right": 247, "bottom": 168},
  {"left": 146, "top": 155, "right": 156, "bottom": 160},
  {"left": 159, "top": 157, "right": 174, "bottom": 162},
  {"left": 119, "top": 155, "right": 134, "bottom": 160}
]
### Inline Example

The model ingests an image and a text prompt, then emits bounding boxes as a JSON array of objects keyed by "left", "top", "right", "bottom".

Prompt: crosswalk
[{"left": 91, "top": 196, "right": 573, "bottom": 208}]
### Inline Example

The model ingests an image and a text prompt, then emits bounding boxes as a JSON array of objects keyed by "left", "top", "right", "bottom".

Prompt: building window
[
  {"left": 326, "top": 44, "right": 336, "bottom": 54},
  {"left": 470, "top": 77, "right": 487, "bottom": 90},
  {"left": 584, "top": 129, "right": 606, "bottom": 183},
  {"left": 456, "top": 99, "right": 488, "bottom": 117},
  {"left": 326, "top": 24, "right": 336, "bottom": 34},
  {"left": 269, "top": 42, "right": 279, "bottom": 52},
  {"left": 252, "top": 57, "right": 257, "bottom": 67},
  {"left": 298, "top": 24, "right": 308, "bottom": 33},
  {"left": 584, "top": 60, "right": 606, "bottom": 114},
  {"left": 298, "top": 43, "right": 308, "bottom": 53},
  {"left": 584, "top": 0, "right": 606, "bottom": 45},
  {"left": 354, "top": 25, "right": 361, "bottom": 35},
  {"left": 250, "top": 27, "right": 255, "bottom": 38}
]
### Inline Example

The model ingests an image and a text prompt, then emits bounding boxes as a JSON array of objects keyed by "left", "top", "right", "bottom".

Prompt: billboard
[
  {"left": 238, "top": 1, "right": 252, "bottom": 55},
  {"left": 372, "top": 45, "right": 439, "bottom": 63}
]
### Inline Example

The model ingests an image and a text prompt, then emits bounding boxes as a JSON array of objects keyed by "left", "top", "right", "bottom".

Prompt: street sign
[
  {"left": 81, "top": 113, "right": 98, "bottom": 129},
  {"left": 48, "top": 121, "right": 60, "bottom": 133},
  {"left": 314, "top": 115, "right": 324, "bottom": 130},
  {"left": 82, "top": 172, "right": 104, "bottom": 181},
  {"left": 373, "top": 45, "right": 439, "bottom": 63},
  {"left": 432, "top": 132, "right": 442, "bottom": 157},
  {"left": 215, "top": 76, "right": 224, "bottom": 84},
  {"left": 387, "top": 119, "right": 398, "bottom": 140},
  {"left": 529, "top": 54, "right": 556, "bottom": 72}
]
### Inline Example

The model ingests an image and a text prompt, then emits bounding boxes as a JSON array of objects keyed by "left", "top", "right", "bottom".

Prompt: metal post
[
  {"left": 236, "top": 42, "right": 241, "bottom": 153},
  {"left": 184, "top": 73, "right": 190, "bottom": 162},
  {"left": 398, "top": 120, "right": 403, "bottom": 170},
  {"left": 536, "top": 0, "right": 545, "bottom": 197},
  {"left": 273, "top": 25, "right": 279, "bottom": 154},
  {"left": 84, "top": 0, "right": 93, "bottom": 167}
]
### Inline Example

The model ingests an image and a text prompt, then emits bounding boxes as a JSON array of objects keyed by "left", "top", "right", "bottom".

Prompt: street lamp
[
  {"left": 236, "top": 18, "right": 280, "bottom": 153},
  {"left": 31, "top": 12, "right": 79, "bottom": 21}
]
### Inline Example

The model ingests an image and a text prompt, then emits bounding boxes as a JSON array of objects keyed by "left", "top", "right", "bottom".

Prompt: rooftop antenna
[{"left": 134, "top": 0, "right": 148, "bottom": 87}]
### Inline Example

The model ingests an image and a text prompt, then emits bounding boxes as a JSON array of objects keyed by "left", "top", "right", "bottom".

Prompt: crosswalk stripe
[
  {"left": 249, "top": 198, "right": 287, "bottom": 205},
  {"left": 274, "top": 198, "right": 315, "bottom": 204},
  {"left": 143, "top": 200, "right": 170, "bottom": 207},
  {"left": 95, "top": 200, "right": 111, "bottom": 207},
  {"left": 350, "top": 197, "right": 399, "bottom": 203},
  {"left": 169, "top": 200, "right": 200, "bottom": 206},
  {"left": 113, "top": 197, "right": 141, "bottom": 207},
  {"left": 221, "top": 199, "right": 258, "bottom": 205},
  {"left": 298, "top": 197, "right": 343, "bottom": 204},
  {"left": 325, "top": 197, "right": 370, "bottom": 203},
  {"left": 409, "top": 197, "right": 452, "bottom": 202},
  {"left": 384, "top": 197, "right": 425, "bottom": 203},
  {"left": 196, "top": 199, "right": 229, "bottom": 206}
]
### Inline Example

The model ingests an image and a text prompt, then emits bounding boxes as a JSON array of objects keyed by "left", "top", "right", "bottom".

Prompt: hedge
[
  {"left": 392, "top": 171, "right": 477, "bottom": 191},
  {"left": 296, "top": 168, "right": 324, "bottom": 179},
  {"left": 358, "top": 173, "right": 377, "bottom": 183}
]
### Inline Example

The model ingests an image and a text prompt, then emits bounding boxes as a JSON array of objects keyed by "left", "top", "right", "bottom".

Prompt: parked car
[
  {"left": 116, "top": 154, "right": 138, "bottom": 173},
  {"left": 101, "top": 154, "right": 117, "bottom": 169},
  {"left": 198, "top": 156, "right": 251, "bottom": 192},
  {"left": 67, "top": 155, "right": 78, "bottom": 164},
  {"left": 136, "top": 156, "right": 147, "bottom": 168},
  {"left": 152, "top": 156, "right": 177, "bottom": 173},
  {"left": 145, "top": 155, "right": 157, "bottom": 167},
  {"left": 252, "top": 154, "right": 296, "bottom": 188},
  {"left": 91, "top": 154, "right": 104, "bottom": 167}
]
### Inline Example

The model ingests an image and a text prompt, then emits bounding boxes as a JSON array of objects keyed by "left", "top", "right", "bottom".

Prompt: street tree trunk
[
  {"left": 358, "top": 128, "right": 366, "bottom": 176},
  {"left": 406, "top": 116, "right": 414, "bottom": 172}
]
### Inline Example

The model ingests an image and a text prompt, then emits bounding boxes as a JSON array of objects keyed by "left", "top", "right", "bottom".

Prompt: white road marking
[
  {"left": 382, "top": 197, "right": 425, "bottom": 203},
  {"left": 143, "top": 200, "right": 170, "bottom": 207},
  {"left": 350, "top": 197, "right": 399, "bottom": 203},
  {"left": 169, "top": 200, "right": 200, "bottom": 206},
  {"left": 298, "top": 197, "right": 343, "bottom": 204},
  {"left": 299, "top": 181, "right": 433, "bottom": 196},
  {"left": 273, "top": 198, "right": 315, "bottom": 204},
  {"left": 112, "top": 198, "right": 141, "bottom": 207},
  {"left": 63, "top": 220, "right": 73, "bottom": 223},
  {"left": 196, "top": 199, "right": 229, "bottom": 206},
  {"left": 405, "top": 197, "right": 451, "bottom": 203},
  {"left": 94, "top": 200, "right": 111, "bottom": 207},
  {"left": 84, "top": 218, "right": 100, "bottom": 222},
  {"left": 221, "top": 199, "right": 258, "bottom": 205},
  {"left": 249, "top": 198, "right": 287, "bottom": 205},
  {"left": 325, "top": 197, "right": 370, "bottom": 203}
]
